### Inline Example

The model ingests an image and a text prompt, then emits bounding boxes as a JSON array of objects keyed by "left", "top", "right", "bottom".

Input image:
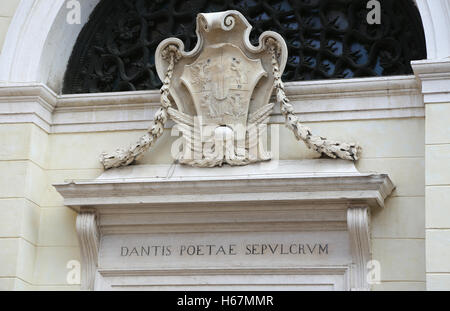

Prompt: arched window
[{"left": 63, "top": 0, "right": 426, "bottom": 94}]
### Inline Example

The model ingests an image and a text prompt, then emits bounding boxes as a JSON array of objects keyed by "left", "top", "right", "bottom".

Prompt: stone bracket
[
  {"left": 347, "top": 206, "right": 371, "bottom": 291},
  {"left": 76, "top": 211, "right": 100, "bottom": 291}
]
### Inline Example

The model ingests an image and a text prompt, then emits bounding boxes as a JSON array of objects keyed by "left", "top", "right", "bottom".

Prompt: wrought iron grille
[{"left": 63, "top": 0, "right": 426, "bottom": 94}]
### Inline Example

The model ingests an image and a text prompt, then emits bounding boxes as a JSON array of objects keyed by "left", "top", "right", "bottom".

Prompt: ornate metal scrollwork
[{"left": 63, "top": 0, "right": 426, "bottom": 94}]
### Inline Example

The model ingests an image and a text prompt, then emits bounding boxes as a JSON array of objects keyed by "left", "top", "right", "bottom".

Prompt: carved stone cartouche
[{"left": 99, "top": 10, "right": 361, "bottom": 169}]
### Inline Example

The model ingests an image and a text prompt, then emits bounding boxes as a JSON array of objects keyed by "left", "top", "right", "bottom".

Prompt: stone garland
[
  {"left": 99, "top": 45, "right": 182, "bottom": 169},
  {"left": 266, "top": 38, "right": 361, "bottom": 161}
]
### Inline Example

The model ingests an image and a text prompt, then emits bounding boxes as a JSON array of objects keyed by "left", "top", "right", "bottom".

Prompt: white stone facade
[{"left": 0, "top": 0, "right": 449, "bottom": 291}]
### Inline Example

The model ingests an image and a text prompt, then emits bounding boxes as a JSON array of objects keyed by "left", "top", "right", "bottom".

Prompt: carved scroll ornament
[{"left": 100, "top": 11, "right": 361, "bottom": 169}]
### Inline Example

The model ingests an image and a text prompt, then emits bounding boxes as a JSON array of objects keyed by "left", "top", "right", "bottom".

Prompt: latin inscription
[
  {"left": 120, "top": 243, "right": 329, "bottom": 258},
  {"left": 101, "top": 232, "right": 349, "bottom": 269}
]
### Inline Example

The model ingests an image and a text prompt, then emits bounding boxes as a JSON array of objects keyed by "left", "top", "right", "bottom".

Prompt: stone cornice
[
  {"left": 284, "top": 75, "right": 419, "bottom": 98},
  {"left": 54, "top": 160, "right": 395, "bottom": 211},
  {"left": 0, "top": 83, "right": 58, "bottom": 107},
  {"left": 412, "top": 58, "right": 450, "bottom": 77},
  {"left": 0, "top": 75, "right": 424, "bottom": 133},
  {"left": 412, "top": 58, "right": 450, "bottom": 104},
  {"left": 0, "top": 83, "right": 57, "bottom": 132}
]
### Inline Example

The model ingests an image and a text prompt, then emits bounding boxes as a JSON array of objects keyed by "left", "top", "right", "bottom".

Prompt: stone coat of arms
[
  {"left": 154, "top": 11, "right": 289, "bottom": 167},
  {"left": 181, "top": 44, "right": 266, "bottom": 127},
  {"left": 100, "top": 10, "right": 360, "bottom": 169}
]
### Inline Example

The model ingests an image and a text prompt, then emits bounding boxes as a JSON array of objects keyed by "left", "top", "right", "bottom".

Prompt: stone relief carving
[{"left": 100, "top": 10, "right": 361, "bottom": 169}]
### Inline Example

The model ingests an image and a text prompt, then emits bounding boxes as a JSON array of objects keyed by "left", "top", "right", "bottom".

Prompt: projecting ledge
[{"left": 54, "top": 159, "right": 394, "bottom": 212}]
